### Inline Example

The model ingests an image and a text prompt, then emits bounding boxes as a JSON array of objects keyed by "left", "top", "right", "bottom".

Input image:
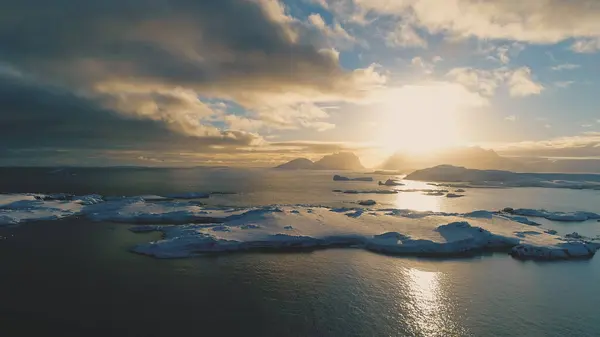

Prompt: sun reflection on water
[
  {"left": 407, "top": 269, "right": 442, "bottom": 334},
  {"left": 398, "top": 267, "right": 467, "bottom": 336}
]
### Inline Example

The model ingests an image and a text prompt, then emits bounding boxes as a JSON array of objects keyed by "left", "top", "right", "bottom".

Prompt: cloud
[
  {"left": 386, "top": 22, "right": 428, "bottom": 48},
  {"left": 348, "top": 0, "right": 600, "bottom": 44},
  {"left": 582, "top": 124, "right": 594, "bottom": 128},
  {"left": 0, "top": 73, "right": 265, "bottom": 152},
  {"left": 505, "top": 115, "right": 517, "bottom": 122},
  {"left": 0, "top": 0, "right": 386, "bottom": 155},
  {"left": 410, "top": 57, "right": 433, "bottom": 74},
  {"left": 495, "top": 132, "right": 600, "bottom": 158},
  {"left": 307, "top": 13, "right": 356, "bottom": 48},
  {"left": 507, "top": 67, "right": 544, "bottom": 97},
  {"left": 571, "top": 38, "right": 600, "bottom": 53},
  {"left": 446, "top": 67, "right": 503, "bottom": 96},
  {"left": 269, "top": 140, "right": 365, "bottom": 153},
  {"left": 481, "top": 42, "right": 525, "bottom": 64},
  {"left": 554, "top": 81, "right": 575, "bottom": 88},
  {"left": 551, "top": 63, "right": 581, "bottom": 71},
  {"left": 223, "top": 115, "right": 266, "bottom": 132},
  {"left": 446, "top": 66, "right": 544, "bottom": 97}
]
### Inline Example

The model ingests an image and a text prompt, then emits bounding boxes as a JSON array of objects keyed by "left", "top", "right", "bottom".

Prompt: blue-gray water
[{"left": 1, "top": 167, "right": 600, "bottom": 336}]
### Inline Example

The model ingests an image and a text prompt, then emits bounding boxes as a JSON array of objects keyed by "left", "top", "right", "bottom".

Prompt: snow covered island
[{"left": 406, "top": 165, "right": 600, "bottom": 190}]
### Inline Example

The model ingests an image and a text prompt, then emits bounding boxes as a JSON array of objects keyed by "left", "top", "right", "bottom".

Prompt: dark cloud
[
  {"left": 0, "top": 73, "right": 262, "bottom": 150},
  {"left": 0, "top": 0, "right": 351, "bottom": 95}
]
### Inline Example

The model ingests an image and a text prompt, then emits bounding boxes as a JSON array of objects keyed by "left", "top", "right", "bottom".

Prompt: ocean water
[{"left": 1, "top": 167, "right": 600, "bottom": 337}]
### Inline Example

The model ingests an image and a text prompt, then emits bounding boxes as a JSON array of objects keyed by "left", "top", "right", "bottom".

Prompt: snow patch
[{"left": 507, "top": 209, "right": 600, "bottom": 222}]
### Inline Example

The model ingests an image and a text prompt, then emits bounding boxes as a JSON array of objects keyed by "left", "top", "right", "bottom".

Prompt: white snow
[
  {"left": 129, "top": 206, "right": 600, "bottom": 260},
  {"left": 84, "top": 198, "right": 245, "bottom": 223},
  {"left": 0, "top": 193, "right": 100, "bottom": 226},
  {"left": 507, "top": 209, "right": 600, "bottom": 222},
  {"left": 0, "top": 193, "right": 37, "bottom": 208}
]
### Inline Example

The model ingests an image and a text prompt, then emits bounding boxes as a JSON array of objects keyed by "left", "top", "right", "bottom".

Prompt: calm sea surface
[{"left": 1, "top": 167, "right": 600, "bottom": 337}]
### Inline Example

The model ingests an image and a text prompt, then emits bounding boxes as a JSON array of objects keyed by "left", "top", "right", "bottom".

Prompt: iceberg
[
  {"left": 446, "top": 193, "right": 465, "bottom": 198},
  {"left": 0, "top": 193, "right": 101, "bottom": 226},
  {"left": 333, "top": 189, "right": 398, "bottom": 194},
  {"left": 358, "top": 200, "right": 377, "bottom": 206},
  {"left": 424, "top": 191, "right": 445, "bottom": 196},
  {"left": 511, "top": 241, "right": 597, "bottom": 260},
  {"left": 398, "top": 189, "right": 449, "bottom": 193},
  {"left": 504, "top": 208, "right": 600, "bottom": 222},
  {"left": 333, "top": 175, "right": 374, "bottom": 182},
  {"left": 378, "top": 179, "right": 405, "bottom": 186}
]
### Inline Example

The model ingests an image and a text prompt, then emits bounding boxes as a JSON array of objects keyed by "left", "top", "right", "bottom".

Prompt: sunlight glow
[{"left": 376, "top": 83, "right": 484, "bottom": 154}]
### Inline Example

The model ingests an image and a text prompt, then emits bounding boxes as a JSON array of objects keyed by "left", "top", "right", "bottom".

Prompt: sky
[{"left": 1, "top": 0, "right": 600, "bottom": 167}]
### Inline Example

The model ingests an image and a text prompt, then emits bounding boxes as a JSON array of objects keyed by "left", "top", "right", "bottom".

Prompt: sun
[{"left": 376, "top": 83, "right": 473, "bottom": 154}]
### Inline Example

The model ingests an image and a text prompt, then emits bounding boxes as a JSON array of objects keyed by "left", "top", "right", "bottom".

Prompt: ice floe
[
  {"left": 128, "top": 206, "right": 600, "bottom": 261},
  {"left": 504, "top": 209, "right": 600, "bottom": 222},
  {"left": 378, "top": 179, "right": 405, "bottom": 186},
  {"left": 424, "top": 191, "right": 445, "bottom": 196},
  {"left": 85, "top": 198, "right": 245, "bottom": 224},
  {"left": 0, "top": 193, "right": 100, "bottom": 226},
  {"left": 333, "top": 189, "right": 398, "bottom": 194},
  {"left": 398, "top": 189, "right": 449, "bottom": 193},
  {"left": 333, "top": 175, "right": 374, "bottom": 182}
]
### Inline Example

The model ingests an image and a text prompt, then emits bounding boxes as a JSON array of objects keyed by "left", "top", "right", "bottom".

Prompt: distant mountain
[
  {"left": 314, "top": 152, "right": 364, "bottom": 171},
  {"left": 276, "top": 158, "right": 315, "bottom": 169},
  {"left": 276, "top": 152, "right": 365, "bottom": 171},
  {"left": 380, "top": 147, "right": 525, "bottom": 172},
  {"left": 406, "top": 165, "right": 520, "bottom": 182}
]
